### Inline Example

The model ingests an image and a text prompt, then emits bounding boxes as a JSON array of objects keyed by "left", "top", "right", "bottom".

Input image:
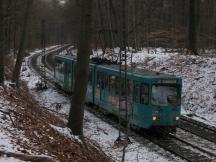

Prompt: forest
[
  {"left": 0, "top": 0, "right": 216, "bottom": 162},
  {"left": 1, "top": 0, "right": 216, "bottom": 54}
]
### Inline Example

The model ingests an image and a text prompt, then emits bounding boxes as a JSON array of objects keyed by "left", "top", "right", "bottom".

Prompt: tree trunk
[
  {"left": 188, "top": 0, "right": 200, "bottom": 55},
  {"left": 12, "top": 0, "right": 33, "bottom": 86},
  {"left": 0, "top": 0, "right": 4, "bottom": 85},
  {"left": 13, "top": 0, "right": 17, "bottom": 56},
  {"left": 68, "top": 0, "right": 93, "bottom": 136},
  {"left": 5, "top": 0, "right": 12, "bottom": 54}
]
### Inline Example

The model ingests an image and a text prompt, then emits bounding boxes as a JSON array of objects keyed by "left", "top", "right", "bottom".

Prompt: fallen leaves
[{"left": 0, "top": 83, "right": 111, "bottom": 162}]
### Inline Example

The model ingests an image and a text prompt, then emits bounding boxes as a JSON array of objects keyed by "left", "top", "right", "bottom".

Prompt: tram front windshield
[{"left": 151, "top": 84, "right": 179, "bottom": 106}]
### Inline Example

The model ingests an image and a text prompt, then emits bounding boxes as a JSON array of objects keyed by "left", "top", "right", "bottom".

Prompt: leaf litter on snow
[
  {"left": 20, "top": 47, "right": 186, "bottom": 161},
  {"left": 0, "top": 46, "right": 109, "bottom": 161}
]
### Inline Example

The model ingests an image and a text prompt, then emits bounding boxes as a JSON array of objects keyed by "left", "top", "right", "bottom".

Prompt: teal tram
[{"left": 54, "top": 54, "right": 182, "bottom": 131}]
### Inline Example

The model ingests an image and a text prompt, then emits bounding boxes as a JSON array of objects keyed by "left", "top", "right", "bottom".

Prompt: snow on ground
[
  {"left": 0, "top": 45, "right": 63, "bottom": 161},
  {"left": 20, "top": 46, "right": 216, "bottom": 161},
  {"left": 0, "top": 85, "right": 53, "bottom": 162},
  {"left": 0, "top": 157, "right": 26, "bottom": 162},
  {"left": 23, "top": 78, "right": 183, "bottom": 162},
  {"left": 21, "top": 47, "right": 185, "bottom": 161},
  {"left": 84, "top": 111, "right": 183, "bottom": 162},
  {"left": 21, "top": 45, "right": 62, "bottom": 89},
  {"left": 0, "top": 131, "right": 19, "bottom": 154},
  {"left": 132, "top": 49, "right": 216, "bottom": 126},
  {"left": 0, "top": 87, "right": 31, "bottom": 156},
  {"left": 92, "top": 48, "right": 216, "bottom": 127},
  {"left": 40, "top": 46, "right": 216, "bottom": 127}
]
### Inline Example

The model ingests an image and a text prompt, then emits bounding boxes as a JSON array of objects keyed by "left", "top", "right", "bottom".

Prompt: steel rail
[
  {"left": 180, "top": 116, "right": 216, "bottom": 144},
  {"left": 31, "top": 48, "right": 216, "bottom": 162}
]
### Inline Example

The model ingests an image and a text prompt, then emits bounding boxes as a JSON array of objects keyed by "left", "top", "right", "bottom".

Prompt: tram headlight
[
  {"left": 176, "top": 116, "right": 180, "bottom": 121},
  {"left": 152, "top": 116, "right": 157, "bottom": 121}
]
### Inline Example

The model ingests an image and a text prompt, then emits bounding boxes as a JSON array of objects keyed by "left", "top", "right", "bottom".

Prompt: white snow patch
[
  {"left": 21, "top": 46, "right": 216, "bottom": 161},
  {"left": 0, "top": 131, "right": 17, "bottom": 153},
  {"left": 84, "top": 111, "right": 183, "bottom": 162},
  {"left": 0, "top": 45, "right": 65, "bottom": 159},
  {"left": 50, "top": 124, "right": 82, "bottom": 143},
  {"left": 91, "top": 48, "right": 216, "bottom": 126},
  {"left": 0, "top": 92, "right": 28, "bottom": 155},
  {"left": 0, "top": 157, "right": 26, "bottom": 162}
]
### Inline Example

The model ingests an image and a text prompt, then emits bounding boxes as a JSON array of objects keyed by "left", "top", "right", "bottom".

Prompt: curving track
[{"left": 30, "top": 48, "right": 216, "bottom": 162}]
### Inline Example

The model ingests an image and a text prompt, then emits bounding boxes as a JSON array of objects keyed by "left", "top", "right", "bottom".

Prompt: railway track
[
  {"left": 148, "top": 134, "right": 216, "bottom": 162},
  {"left": 29, "top": 47, "right": 216, "bottom": 162},
  {"left": 29, "top": 46, "right": 60, "bottom": 74},
  {"left": 29, "top": 45, "right": 70, "bottom": 83},
  {"left": 174, "top": 128, "right": 216, "bottom": 156},
  {"left": 87, "top": 107, "right": 216, "bottom": 162},
  {"left": 179, "top": 116, "right": 216, "bottom": 144}
]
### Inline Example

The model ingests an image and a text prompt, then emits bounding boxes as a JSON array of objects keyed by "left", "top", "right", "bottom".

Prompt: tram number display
[{"left": 157, "top": 79, "right": 177, "bottom": 84}]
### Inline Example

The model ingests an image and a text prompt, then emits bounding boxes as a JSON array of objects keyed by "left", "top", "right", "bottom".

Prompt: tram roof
[
  {"left": 55, "top": 54, "right": 180, "bottom": 79},
  {"left": 99, "top": 64, "right": 178, "bottom": 78}
]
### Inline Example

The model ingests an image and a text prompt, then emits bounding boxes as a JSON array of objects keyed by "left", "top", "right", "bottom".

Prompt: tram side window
[
  {"left": 73, "top": 64, "right": 77, "bottom": 82},
  {"left": 57, "top": 61, "right": 65, "bottom": 74},
  {"left": 89, "top": 69, "right": 92, "bottom": 85},
  {"left": 140, "top": 83, "right": 149, "bottom": 104},
  {"left": 133, "top": 82, "right": 139, "bottom": 102},
  {"left": 97, "top": 72, "right": 101, "bottom": 87},
  {"left": 109, "top": 75, "right": 116, "bottom": 93},
  {"left": 67, "top": 63, "right": 72, "bottom": 74},
  {"left": 97, "top": 72, "right": 107, "bottom": 89},
  {"left": 65, "top": 63, "right": 68, "bottom": 74},
  {"left": 127, "top": 80, "right": 132, "bottom": 95},
  {"left": 101, "top": 74, "right": 109, "bottom": 89},
  {"left": 120, "top": 79, "right": 126, "bottom": 96},
  {"left": 101, "top": 74, "right": 105, "bottom": 89},
  {"left": 114, "top": 77, "right": 120, "bottom": 95}
]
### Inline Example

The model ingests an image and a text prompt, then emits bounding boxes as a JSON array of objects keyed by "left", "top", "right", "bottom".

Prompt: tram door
[
  {"left": 101, "top": 74, "right": 109, "bottom": 102},
  {"left": 132, "top": 82, "right": 149, "bottom": 124},
  {"left": 64, "top": 62, "right": 72, "bottom": 90},
  {"left": 86, "top": 68, "right": 93, "bottom": 103}
]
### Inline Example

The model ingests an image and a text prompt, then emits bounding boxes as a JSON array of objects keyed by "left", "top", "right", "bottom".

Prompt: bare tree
[
  {"left": 12, "top": 0, "right": 34, "bottom": 86},
  {"left": 68, "top": 0, "right": 93, "bottom": 136},
  {"left": 5, "top": 0, "right": 12, "bottom": 54},
  {"left": 0, "top": 0, "right": 4, "bottom": 85}
]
